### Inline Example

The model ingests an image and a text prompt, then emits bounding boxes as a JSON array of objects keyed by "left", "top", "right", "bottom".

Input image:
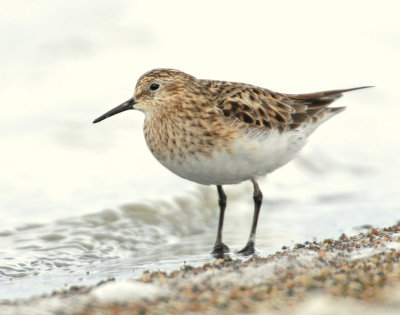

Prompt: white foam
[{"left": 90, "top": 280, "right": 164, "bottom": 303}]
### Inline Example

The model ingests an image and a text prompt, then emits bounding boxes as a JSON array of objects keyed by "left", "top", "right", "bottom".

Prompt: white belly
[{"left": 156, "top": 129, "right": 307, "bottom": 185}]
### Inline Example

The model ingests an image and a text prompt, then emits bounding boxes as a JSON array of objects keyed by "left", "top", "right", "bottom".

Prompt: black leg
[
  {"left": 211, "top": 185, "right": 229, "bottom": 258},
  {"left": 238, "top": 179, "right": 263, "bottom": 255}
]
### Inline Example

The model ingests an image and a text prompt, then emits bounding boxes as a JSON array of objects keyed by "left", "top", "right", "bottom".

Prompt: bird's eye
[{"left": 149, "top": 83, "right": 160, "bottom": 91}]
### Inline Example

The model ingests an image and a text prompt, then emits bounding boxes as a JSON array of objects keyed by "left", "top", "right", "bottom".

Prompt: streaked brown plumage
[
  {"left": 203, "top": 79, "right": 368, "bottom": 132},
  {"left": 93, "top": 68, "right": 371, "bottom": 257}
]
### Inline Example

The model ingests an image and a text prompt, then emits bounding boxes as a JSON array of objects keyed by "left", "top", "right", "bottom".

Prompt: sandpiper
[{"left": 93, "top": 68, "right": 370, "bottom": 257}]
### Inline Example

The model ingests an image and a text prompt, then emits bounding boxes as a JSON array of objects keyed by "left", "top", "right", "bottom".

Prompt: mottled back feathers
[{"left": 201, "top": 80, "right": 370, "bottom": 132}]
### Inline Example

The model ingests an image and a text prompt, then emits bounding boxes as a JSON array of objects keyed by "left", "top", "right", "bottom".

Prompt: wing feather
[{"left": 201, "top": 80, "right": 371, "bottom": 132}]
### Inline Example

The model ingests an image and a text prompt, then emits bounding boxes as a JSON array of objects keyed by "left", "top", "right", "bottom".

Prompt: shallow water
[
  {"left": 1, "top": 153, "right": 398, "bottom": 300},
  {"left": 1, "top": 0, "right": 400, "bottom": 302}
]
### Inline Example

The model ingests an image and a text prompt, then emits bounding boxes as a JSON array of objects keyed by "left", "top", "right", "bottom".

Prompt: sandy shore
[{"left": 1, "top": 223, "right": 400, "bottom": 314}]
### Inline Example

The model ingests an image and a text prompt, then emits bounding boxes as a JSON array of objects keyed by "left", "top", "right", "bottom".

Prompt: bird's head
[{"left": 93, "top": 68, "right": 200, "bottom": 123}]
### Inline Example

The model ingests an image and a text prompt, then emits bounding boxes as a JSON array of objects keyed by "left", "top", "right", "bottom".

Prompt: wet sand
[{"left": 2, "top": 222, "right": 400, "bottom": 314}]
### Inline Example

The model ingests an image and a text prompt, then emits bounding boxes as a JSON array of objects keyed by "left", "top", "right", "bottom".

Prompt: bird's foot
[
  {"left": 237, "top": 241, "right": 255, "bottom": 256},
  {"left": 211, "top": 242, "right": 230, "bottom": 259}
]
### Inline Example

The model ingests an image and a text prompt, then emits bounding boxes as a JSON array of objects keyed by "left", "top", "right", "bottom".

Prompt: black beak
[{"left": 93, "top": 98, "right": 136, "bottom": 124}]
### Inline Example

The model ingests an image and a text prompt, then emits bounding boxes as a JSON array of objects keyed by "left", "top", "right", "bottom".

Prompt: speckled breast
[{"left": 143, "top": 115, "right": 307, "bottom": 185}]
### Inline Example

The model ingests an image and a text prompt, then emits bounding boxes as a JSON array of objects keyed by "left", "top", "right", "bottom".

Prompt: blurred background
[{"left": 0, "top": 0, "right": 399, "bottom": 300}]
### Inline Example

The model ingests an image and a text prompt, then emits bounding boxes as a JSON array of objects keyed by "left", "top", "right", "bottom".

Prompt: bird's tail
[{"left": 285, "top": 86, "right": 373, "bottom": 136}]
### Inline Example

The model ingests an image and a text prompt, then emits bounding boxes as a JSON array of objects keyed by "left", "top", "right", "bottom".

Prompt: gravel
[{"left": 2, "top": 222, "right": 400, "bottom": 314}]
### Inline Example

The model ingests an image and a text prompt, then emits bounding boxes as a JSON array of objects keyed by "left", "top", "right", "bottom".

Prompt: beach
[
  {"left": 2, "top": 222, "right": 399, "bottom": 314},
  {"left": 1, "top": 2, "right": 400, "bottom": 313}
]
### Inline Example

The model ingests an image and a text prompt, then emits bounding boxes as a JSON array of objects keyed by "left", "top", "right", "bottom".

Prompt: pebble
[{"left": 3, "top": 222, "right": 400, "bottom": 314}]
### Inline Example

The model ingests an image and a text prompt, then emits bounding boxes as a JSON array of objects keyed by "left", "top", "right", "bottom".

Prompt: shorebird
[{"left": 93, "top": 69, "right": 370, "bottom": 257}]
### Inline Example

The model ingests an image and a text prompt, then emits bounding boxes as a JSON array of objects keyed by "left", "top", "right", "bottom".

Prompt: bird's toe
[
  {"left": 237, "top": 241, "right": 255, "bottom": 256},
  {"left": 211, "top": 242, "right": 230, "bottom": 258}
]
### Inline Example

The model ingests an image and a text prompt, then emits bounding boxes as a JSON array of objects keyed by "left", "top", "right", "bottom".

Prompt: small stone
[{"left": 140, "top": 271, "right": 153, "bottom": 283}]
